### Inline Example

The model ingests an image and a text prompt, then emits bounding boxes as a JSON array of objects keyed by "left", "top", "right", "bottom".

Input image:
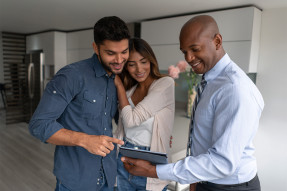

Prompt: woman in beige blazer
[{"left": 114, "top": 38, "right": 175, "bottom": 191}]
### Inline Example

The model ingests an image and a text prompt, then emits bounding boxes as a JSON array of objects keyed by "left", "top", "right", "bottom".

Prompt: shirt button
[
  {"left": 104, "top": 128, "right": 107, "bottom": 131},
  {"left": 53, "top": 90, "right": 56, "bottom": 94},
  {"left": 93, "top": 99, "right": 96, "bottom": 103},
  {"left": 106, "top": 97, "right": 108, "bottom": 100},
  {"left": 104, "top": 112, "right": 106, "bottom": 115}
]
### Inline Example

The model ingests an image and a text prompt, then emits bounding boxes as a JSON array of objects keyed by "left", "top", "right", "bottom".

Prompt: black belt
[{"left": 200, "top": 174, "right": 258, "bottom": 188}]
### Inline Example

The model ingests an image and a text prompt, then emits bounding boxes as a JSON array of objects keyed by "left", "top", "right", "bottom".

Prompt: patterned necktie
[{"left": 186, "top": 75, "right": 207, "bottom": 156}]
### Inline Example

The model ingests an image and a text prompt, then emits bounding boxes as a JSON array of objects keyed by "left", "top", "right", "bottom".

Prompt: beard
[{"left": 98, "top": 51, "right": 125, "bottom": 75}]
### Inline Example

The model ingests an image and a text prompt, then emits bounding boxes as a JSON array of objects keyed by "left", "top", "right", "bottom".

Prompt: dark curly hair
[{"left": 93, "top": 16, "right": 130, "bottom": 45}]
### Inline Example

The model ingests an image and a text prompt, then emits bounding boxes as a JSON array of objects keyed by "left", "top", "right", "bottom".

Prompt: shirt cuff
[
  {"left": 156, "top": 163, "right": 178, "bottom": 182},
  {"left": 43, "top": 122, "right": 64, "bottom": 143},
  {"left": 121, "top": 105, "right": 131, "bottom": 116}
]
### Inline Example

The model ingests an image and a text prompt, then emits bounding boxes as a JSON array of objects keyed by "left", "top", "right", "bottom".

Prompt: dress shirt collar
[
  {"left": 204, "top": 53, "right": 231, "bottom": 82},
  {"left": 92, "top": 53, "right": 115, "bottom": 79}
]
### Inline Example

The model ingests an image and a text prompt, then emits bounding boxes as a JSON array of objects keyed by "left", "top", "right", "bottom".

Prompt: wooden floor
[
  {"left": 0, "top": 121, "right": 56, "bottom": 191},
  {"left": 0, "top": 109, "right": 183, "bottom": 191}
]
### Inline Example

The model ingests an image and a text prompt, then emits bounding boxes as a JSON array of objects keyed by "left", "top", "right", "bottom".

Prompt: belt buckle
[{"left": 134, "top": 146, "right": 139, "bottom": 150}]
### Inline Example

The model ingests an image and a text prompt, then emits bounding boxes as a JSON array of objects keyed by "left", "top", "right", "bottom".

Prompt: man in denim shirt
[{"left": 29, "top": 16, "right": 129, "bottom": 191}]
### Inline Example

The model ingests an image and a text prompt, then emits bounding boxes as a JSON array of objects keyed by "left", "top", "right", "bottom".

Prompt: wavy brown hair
[{"left": 121, "top": 38, "right": 166, "bottom": 90}]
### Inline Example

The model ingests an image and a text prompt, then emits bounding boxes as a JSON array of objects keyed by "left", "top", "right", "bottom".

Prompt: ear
[
  {"left": 213, "top": 34, "right": 222, "bottom": 50},
  {"left": 93, "top": 42, "right": 99, "bottom": 55}
]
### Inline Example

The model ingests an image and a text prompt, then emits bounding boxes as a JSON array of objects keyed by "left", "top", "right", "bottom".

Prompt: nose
[
  {"left": 115, "top": 54, "right": 124, "bottom": 64},
  {"left": 185, "top": 52, "right": 195, "bottom": 63},
  {"left": 134, "top": 63, "right": 141, "bottom": 72}
]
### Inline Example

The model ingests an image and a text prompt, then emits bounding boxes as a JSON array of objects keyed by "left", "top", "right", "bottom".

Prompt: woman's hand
[{"left": 114, "top": 75, "right": 123, "bottom": 88}]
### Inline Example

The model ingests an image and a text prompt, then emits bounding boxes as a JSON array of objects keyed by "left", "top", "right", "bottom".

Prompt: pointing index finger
[{"left": 106, "top": 136, "right": 124, "bottom": 145}]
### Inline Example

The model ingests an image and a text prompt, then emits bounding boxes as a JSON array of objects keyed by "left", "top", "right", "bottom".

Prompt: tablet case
[{"left": 119, "top": 146, "right": 168, "bottom": 164}]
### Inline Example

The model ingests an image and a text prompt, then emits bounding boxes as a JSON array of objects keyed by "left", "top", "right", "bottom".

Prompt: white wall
[
  {"left": 255, "top": 7, "right": 287, "bottom": 191},
  {"left": 141, "top": 7, "right": 261, "bottom": 73},
  {"left": 54, "top": 32, "right": 67, "bottom": 73},
  {"left": 66, "top": 29, "right": 94, "bottom": 64}
]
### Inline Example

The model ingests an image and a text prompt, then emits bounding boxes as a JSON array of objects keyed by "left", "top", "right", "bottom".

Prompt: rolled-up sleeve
[{"left": 29, "top": 67, "right": 81, "bottom": 142}]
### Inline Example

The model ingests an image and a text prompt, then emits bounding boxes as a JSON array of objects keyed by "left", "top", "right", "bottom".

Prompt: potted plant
[{"left": 168, "top": 61, "right": 199, "bottom": 117}]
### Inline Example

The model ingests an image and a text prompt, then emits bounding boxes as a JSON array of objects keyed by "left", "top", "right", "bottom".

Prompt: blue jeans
[
  {"left": 117, "top": 140, "right": 167, "bottom": 191},
  {"left": 55, "top": 166, "right": 113, "bottom": 191}
]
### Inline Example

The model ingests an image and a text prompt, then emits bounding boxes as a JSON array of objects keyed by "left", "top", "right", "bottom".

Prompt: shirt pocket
[{"left": 81, "top": 91, "right": 104, "bottom": 119}]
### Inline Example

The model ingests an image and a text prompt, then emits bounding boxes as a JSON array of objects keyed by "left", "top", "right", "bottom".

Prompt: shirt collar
[
  {"left": 92, "top": 53, "right": 115, "bottom": 79},
  {"left": 204, "top": 53, "right": 231, "bottom": 82}
]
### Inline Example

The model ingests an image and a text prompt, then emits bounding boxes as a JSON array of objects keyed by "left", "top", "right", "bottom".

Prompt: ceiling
[{"left": 1, "top": 0, "right": 287, "bottom": 34}]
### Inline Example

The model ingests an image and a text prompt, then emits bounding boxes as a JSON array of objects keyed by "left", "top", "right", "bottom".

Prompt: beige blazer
[{"left": 114, "top": 76, "right": 175, "bottom": 191}]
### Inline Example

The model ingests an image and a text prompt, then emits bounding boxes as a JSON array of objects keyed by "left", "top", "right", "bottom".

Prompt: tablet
[{"left": 119, "top": 146, "right": 168, "bottom": 164}]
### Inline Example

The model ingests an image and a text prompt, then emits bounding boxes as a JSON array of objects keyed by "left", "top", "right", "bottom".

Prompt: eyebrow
[
  {"left": 104, "top": 47, "right": 129, "bottom": 53},
  {"left": 122, "top": 48, "right": 129, "bottom": 53},
  {"left": 180, "top": 44, "right": 199, "bottom": 51},
  {"left": 127, "top": 57, "right": 146, "bottom": 63}
]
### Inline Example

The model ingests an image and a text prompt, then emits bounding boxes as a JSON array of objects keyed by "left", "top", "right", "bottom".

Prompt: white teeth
[
  {"left": 113, "top": 64, "right": 121, "bottom": 69},
  {"left": 136, "top": 73, "right": 144, "bottom": 77}
]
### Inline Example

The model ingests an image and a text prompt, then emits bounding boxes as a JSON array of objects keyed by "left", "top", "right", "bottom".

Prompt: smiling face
[
  {"left": 93, "top": 39, "right": 129, "bottom": 75},
  {"left": 179, "top": 16, "right": 224, "bottom": 74},
  {"left": 126, "top": 51, "right": 152, "bottom": 83}
]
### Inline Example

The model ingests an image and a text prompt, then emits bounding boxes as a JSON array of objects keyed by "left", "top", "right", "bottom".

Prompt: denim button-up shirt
[{"left": 29, "top": 54, "right": 118, "bottom": 190}]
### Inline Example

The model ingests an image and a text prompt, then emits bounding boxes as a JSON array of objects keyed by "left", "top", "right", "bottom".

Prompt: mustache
[{"left": 110, "top": 60, "right": 127, "bottom": 65}]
